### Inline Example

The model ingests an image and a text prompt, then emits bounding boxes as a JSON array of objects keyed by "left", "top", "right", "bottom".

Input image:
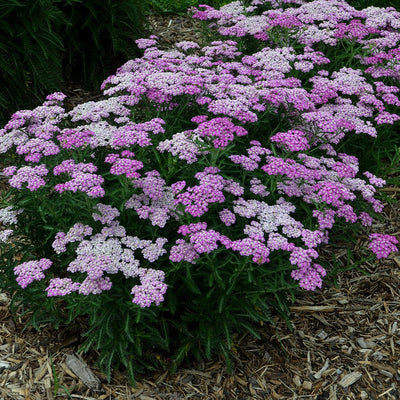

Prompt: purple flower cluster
[
  {"left": 291, "top": 262, "right": 327, "bottom": 291},
  {"left": 270, "top": 130, "right": 310, "bottom": 152},
  {"left": 125, "top": 171, "right": 179, "bottom": 228},
  {"left": 105, "top": 151, "right": 144, "bottom": 178},
  {"left": 14, "top": 258, "right": 52, "bottom": 288},
  {"left": 68, "top": 97, "right": 131, "bottom": 123},
  {"left": 4, "top": 164, "right": 48, "bottom": 191},
  {"left": 57, "top": 129, "right": 94, "bottom": 149},
  {"left": 92, "top": 203, "right": 120, "bottom": 225},
  {"left": 175, "top": 170, "right": 225, "bottom": 217},
  {"left": 219, "top": 208, "right": 236, "bottom": 226},
  {"left": 53, "top": 160, "right": 105, "bottom": 198},
  {"left": 174, "top": 167, "right": 244, "bottom": 218},
  {"left": 170, "top": 222, "right": 231, "bottom": 263},
  {"left": 131, "top": 268, "right": 167, "bottom": 308},
  {"left": 135, "top": 35, "right": 159, "bottom": 49},
  {"left": 157, "top": 130, "right": 208, "bottom": 164},
  {"left": 368, "top": 233, "right": 399, "bottom": 259},
  {"left": 112, "top": 118, "right": 165, "bottom": 148},
  {"left": 193, "top": 116, "right": 248, "bottom": 148},
  {"left": 2, "top": 0, "right": 400, "bottom": 306},
  {"left": 46, "top": 278, "right": 81, "bottom": 297},
  {"left": 52, "top": 223, "right": 93, "bottom": 254},
  {"left": 16, "top": 138, "right": 60, "bottom": 162},
  {"left": 48, "top": 228, "right": 169, "bottom": 303}
]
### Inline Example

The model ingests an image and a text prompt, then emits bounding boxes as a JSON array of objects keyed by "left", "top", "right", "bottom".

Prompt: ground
[{"left": 0, "top": 13, "right": 400, "bottom": 400}]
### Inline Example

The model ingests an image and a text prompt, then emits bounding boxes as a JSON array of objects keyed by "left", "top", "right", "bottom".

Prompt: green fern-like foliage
[
  {"left": 347, "top": 0, "right": 397, "bottom": 8},
  {"left": 0, "top": 0, "right": 65, "bottom": 124},
  {"left": 0, "top": 0, "right": 150, "bottom": 125},
  {"left": 146, "top": 0, "right": 232, "bottom": 14},
  {"left": 58, "top": 0, "right": 150, "bottom": 89}
]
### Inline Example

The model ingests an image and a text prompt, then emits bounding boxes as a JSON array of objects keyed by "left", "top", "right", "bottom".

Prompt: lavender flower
[
  {"left": 7, "top": 164, "right": 49, "bottom": 191},
  {"left": 14, "top": 259, "right": 52, "bottom": 288},
  {"left": 53, "top": 160, "right": 105, "bottom": 198},
  {"left": 291, "top": 263, "right": 326, "bottom": 291},
  {"left": 219, "top": 208, "right": 236, "bottom": 226},
  {"left": 52, "top": 223, "right": 93, "bottom": 254},
  {"left": 270, "top": 130, "right": 310, "bottom": 152},
  {"left": 131, "top": 269, "right": 167, "bottom": 308},
  {"left": 46, "top": 278, "right": 81, "bottom": 297},
  {"left": 57, "top": 129, "right": 94, "bottom": 149},
  {"left": 79, "top": 276, "right": 113, "bottom": 295},
  {"left": 16, "top": 138, "right": 60, "bottom": 162},
  {"left": 368, "top": 233, "right": 399, "bottom": 259},
  {"left": 0, "top": 206, "right": 23, "bottom": 225},
  {"left": 141, "top": 238, "right": 168, "bottom": 262},
  {"left": 0, "top": 229, "right": 13, "bottom": 242},
  {"left": 92, "top": 204, "right": 120, "bottom": 225}
]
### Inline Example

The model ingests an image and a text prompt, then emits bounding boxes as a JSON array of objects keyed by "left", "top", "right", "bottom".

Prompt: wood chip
[
  {"left": 338, "top": 371, "right": 362, "bottom": 388},
  {"left": 313, "top": 359, "right": 330, "bottom": 379},
  {"left": 356, "top": 337, "right": 376, "bottom": 349},
  {"left": 290, "top": 305, "right": 336, "bottom": 312},
  {"left": 293, "top": 375, "right": 302, "bottom": 388},
  {"left": 360, "top": 391, "right": 368, "bottom": 399},
  {"left": 65, "top": 353, "right": 101, "bottom": 391}
]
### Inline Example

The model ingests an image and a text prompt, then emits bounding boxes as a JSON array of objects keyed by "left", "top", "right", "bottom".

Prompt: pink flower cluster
[
  {"left": 52, "top": 223, "right": 93, "bottom": 254},
  {"left": 3, "top": 164, "right": 49, "bottom": 191},
  {"left": 112, "top": 118, "right": 165, "bottom": 148},
  {"left": 14, "top": 258, "right": 52, "bottom": 288},
  {"left": 16, "top": 138, "right": 60, "bottom": 162},
  {"left": 57, "top": 129, "right": 94, "bottom": 149},
  {"left": 48, "top": 225, "right": 169, "bottom": 303},
  {"left": 368, "top": 233, "right": 399, "bottom": 259},
  {"left": 130, "top": 268, "right": 167, "bottom": 308},
  {"left": 105, "top": 151, "right": 144, "bottom": 178},
  {"left": 53, "top": 160, "right": 105, "bottom": 198},
  {"left": 193, "top": 116, "right": 248, "bottom": 148},
  {"left": 3, "top": 0, "right": 400, "bottom": 305}
]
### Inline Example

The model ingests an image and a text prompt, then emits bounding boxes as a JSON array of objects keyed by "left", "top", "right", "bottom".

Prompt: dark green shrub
[
  {"left": 146, "top": 0, "right": 232, "bottom": 14},
  {"left": 347, "top": 0, "right": 398, "bottom": 8},
  {"left": 0, "top": 0, "right": 150, "bottom": 125},
  {"left": 59, "top": 0, "right": 150, "bottom": 89},
  {"left": 0, "top": 0, "right": 65, "bottom": 122}
]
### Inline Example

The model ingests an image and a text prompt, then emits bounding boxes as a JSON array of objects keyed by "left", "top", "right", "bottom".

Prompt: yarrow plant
[{"left": 0, "top": 0, "right": 399, "bottom": 383}]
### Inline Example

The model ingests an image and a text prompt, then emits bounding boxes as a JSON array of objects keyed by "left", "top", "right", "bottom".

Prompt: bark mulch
[{"left": 1, "top": 13, "right": 400, "bottom": 400}]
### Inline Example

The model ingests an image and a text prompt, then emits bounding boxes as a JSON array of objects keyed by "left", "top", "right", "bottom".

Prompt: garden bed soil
[{"left": 1, "top": 13, "right": 400, "bottom": 400}]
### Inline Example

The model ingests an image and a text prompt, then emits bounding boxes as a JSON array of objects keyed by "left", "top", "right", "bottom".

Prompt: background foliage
[
  {"left": 1, "top": 0, "right": 396, "bottom": 124},
  {"left": 0, "top": 0, "right": 64, "bottom": 123},
  {"left": 0, "top": 0, "right": 149, "bottom": 125}
]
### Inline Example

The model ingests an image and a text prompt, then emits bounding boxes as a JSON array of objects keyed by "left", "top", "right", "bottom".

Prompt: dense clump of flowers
[
  {"left": 3, "top": 164, "right": 49, "bottom": 191},
  {"left": 14, "top": 259, "right": 52, "bottom": 289},
  {"left": 368, "top": 233, "right": 399, "bottom": 259},
  {"left": 0, "top": 0, "right": 399, "bottom": 308},
  {"left": 0, "top": 0, "right": 399, "bottom": 383}
]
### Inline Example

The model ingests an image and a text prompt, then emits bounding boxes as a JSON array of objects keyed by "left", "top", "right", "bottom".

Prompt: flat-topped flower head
[
  {"left": 7, "top": 164, "right": 49, "bottom": 191},
  {"left": 368, "top": 233, "right": 398, "bottom": 259},
  {"left": 14, "top": 259, "right": 52, "bottom": 288}
]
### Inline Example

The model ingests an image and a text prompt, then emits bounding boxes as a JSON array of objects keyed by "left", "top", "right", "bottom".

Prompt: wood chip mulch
[{"left": 1, "top": 13, "right": 400, "bottom": 400}]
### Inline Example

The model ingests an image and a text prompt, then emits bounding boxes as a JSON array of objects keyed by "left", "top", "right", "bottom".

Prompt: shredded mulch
[{"left": 1, "top": 13, "right": 400, "bottom": 400}]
